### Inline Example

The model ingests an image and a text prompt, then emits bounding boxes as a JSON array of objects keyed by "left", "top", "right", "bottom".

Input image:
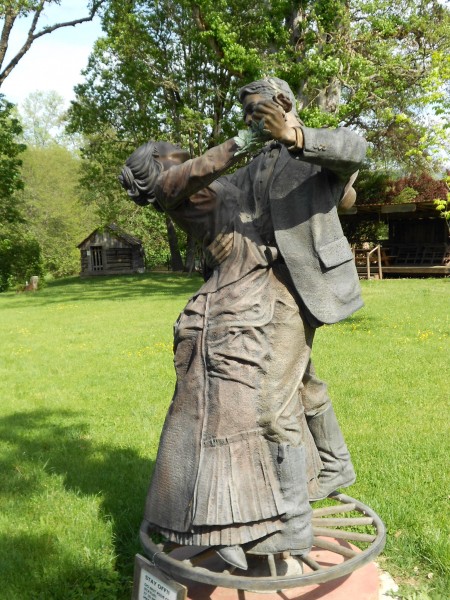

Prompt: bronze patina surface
[{"left": 120, "top": 77, "right": 372, "bottom": 576}]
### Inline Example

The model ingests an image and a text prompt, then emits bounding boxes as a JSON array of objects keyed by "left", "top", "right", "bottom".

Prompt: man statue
[
  {"left": 120, "top": 77, "right": 367, "bottom": 571},
  {"left": 227, "top": 76, "right": 366, "bottom": 502}
]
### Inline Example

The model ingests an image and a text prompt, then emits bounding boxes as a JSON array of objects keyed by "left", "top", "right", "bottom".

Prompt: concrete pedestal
[{"left": 184, "top": 545, "right": 380, "bottom": 600}]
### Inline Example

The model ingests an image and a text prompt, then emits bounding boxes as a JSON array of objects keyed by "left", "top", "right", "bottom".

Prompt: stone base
[{"left": 184, "top": 544, "right": 380, "bottom": 599}]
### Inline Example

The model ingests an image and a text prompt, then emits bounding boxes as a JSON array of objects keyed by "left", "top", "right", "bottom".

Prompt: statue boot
[
  {"left": 247, "top": 442, "right": 313, "bottom": 557},
  {"left": 216, "top": 545, "right": 248, "bottom": 570},
  {"left": 308, "top": 405, "right": 356, "bottom": 502}
]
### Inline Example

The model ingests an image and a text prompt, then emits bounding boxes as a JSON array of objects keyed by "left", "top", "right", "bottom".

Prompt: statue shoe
[
  {"left": 216, "top": 545, "right": 248, "bottom": 570},
  {"left": 307, "top": 406, "right": 356, "bottom": 502},
  {"left": 309, "top": 462, "right": 356, "bottom": 502}
]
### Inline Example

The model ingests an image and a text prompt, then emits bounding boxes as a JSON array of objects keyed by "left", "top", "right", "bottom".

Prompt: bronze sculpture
[{"left": 120, "top": 77, "right": 367, "bottom": 573}]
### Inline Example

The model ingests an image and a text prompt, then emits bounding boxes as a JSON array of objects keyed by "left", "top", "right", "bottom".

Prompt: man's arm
[
  {"left": 252, "top": 100, "right": 367, "bottom": 180},
  {"left": 296, "top": 127, "right": 367, "bottom": 180}
]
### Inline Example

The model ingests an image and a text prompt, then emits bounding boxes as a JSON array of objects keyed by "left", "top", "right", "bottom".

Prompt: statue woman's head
[{"left": 119, "top": 141, "right": 190, "bottom": 208}]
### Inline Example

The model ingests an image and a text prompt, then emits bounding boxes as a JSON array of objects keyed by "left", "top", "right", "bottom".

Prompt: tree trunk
[
  {"left": 165, "top": 215, "right": 184, "bottom": 271},
  {"left": 316, "top": 76, "right": 342, "bottom": 114},
  {"left": 184, "top": 234, "right": 197, "bottom": 273}
]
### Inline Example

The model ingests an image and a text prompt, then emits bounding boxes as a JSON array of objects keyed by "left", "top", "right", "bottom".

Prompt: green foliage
[
  {"left": 0, "top": 95, "right": 44, "bottom": 291},
  {"left": 114, "top": 205, "right": 173, "bottom": 270},
  {"left": 0, "top": 94, "right": 26, "bottom": 223},
  {"left": 70, "top": 0, "right": 450, "bottom": 174},
  {"left": 68, "top": 1, "right": 221, "bottom": 269},
  {"left": 0, "top": 1, "right": 62, "bottom": 18},
  {"left": 392, "top": 186, "right": 419, "bottom": 204},
  {"left": 433, "top": 175, "right": 450, "bottom": 220},
  {"left": 0, "top": 228, "right": 43, "bottom": 291},
  {"left": 68, "top": 0, "right": 248, "bottom": 150},
  {"left": 19, "top": 90, "right": 67, "bottom": 147},
  {"left": 67, "top": 0, "right": 450, "bottom": 269},
  {"left": 355, "top": 170, "right": 449, "bottom": 205},
  {"left": 18, "top": 90, "right": 81, "bottom": 150},
  {"left": 434, "top": 195, "right": 450, "bottom": 221},
  {"left": 341, "top": 219, "right": 388, "bottom": 246},
  {"left": 18, "top": 145, "right": 96, "bottom": 277},
  {"left": 353, "top": 169, "right": 393, "bottom": 204}
]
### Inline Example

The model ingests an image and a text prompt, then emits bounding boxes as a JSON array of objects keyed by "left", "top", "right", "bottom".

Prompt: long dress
[{"left": 143, "top": 158, "right": 322, "bottom": 547}]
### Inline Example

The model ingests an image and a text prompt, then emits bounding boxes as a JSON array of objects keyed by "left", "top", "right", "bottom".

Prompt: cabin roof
[
  {"left": 77, "top": 223, "right": 143, "bottom": 248},
  {"left": 339, "top": 199, "right": 444, "bottom": 218}
]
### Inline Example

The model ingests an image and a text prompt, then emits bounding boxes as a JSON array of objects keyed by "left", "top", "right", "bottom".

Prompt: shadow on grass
[
  {"left": 0, "top": 530, "right": 121, "bottom": 600},
  {"left": 1, "top": 273, "right": 203, "bottom": 308},
  {"left": 0, "top": 409, "right": 155, "bottom": 599}
]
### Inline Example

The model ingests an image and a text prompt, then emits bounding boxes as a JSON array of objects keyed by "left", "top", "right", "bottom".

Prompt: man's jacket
[{"left": 226, "top": 126, "right": 367, "bottom": 325}]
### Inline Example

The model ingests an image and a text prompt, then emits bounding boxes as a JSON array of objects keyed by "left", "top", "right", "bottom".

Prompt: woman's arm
[{"left": 155, "top": 139, "right": 241, "bottom": 211}]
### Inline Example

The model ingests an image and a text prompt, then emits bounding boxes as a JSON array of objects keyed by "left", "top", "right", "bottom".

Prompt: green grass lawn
[{"left": 0, "top": 275, "right": 448, "bottom": 599}]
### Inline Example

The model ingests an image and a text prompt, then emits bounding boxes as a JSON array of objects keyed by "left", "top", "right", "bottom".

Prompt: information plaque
[{"left": 132, "top": 554, "right": 187, "bottom": 600}]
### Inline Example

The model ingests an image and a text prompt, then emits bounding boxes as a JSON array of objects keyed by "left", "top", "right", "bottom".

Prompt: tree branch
[
  {"left": 0, "top": 1, "right": 105, "bottom": 88},
  {"left": 191, "top": 4, "right": 242, "bottom": 77},
  {"left": 0, "top": 7, "right": 17, "bottom": 70},
  {"left": 192, "top": 5, "right": 223, "bottom": 61}
]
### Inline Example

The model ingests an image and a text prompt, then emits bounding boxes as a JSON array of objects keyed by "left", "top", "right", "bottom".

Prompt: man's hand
[
  {"left": 339, "top": 171, "right": 359, "bottom": 209},
  {"left": 252, "top": 99, "right": 298, "bottom": 147}
]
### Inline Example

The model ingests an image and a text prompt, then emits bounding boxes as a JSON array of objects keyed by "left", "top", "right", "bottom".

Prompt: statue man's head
[
  {"left": 238, "top": 77, "right": 300, "bottom": 123},
  {"left": 238, "top": 77, "right": 297, "bottom": 110}
]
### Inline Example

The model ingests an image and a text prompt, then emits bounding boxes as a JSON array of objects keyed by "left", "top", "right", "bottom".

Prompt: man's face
[
  {"left": 241, "top": 93, "right": 266, "bottom": 127},
  {"left": 155, "top": 142, "right": 190, "bottom": 171}
]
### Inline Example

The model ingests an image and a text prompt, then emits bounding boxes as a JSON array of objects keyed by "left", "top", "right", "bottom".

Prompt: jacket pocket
[{"left": 317, "top": 236, "right": 353, "bottom": 269}]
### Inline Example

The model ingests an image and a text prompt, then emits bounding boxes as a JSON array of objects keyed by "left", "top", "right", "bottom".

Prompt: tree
[
  {"left": 18, "top": 144, "right": 96, "bottom": 277},
  {"left": 68, "top": 0, "right": 450, "bottom": 267},
  {"left": 0, "top": 230, "right": 43, "bottom": 290},
  {"left": 0, "top": 94, "right": 43, "bottom": 290},
  {"left": 187, "top": 0, "right": 450, "bottom": 170},
  {"left": 71, "top": 0, "right": 450, "bottom": 162},
  {"left": 68, "top": 0, "right": 257, "bottom": 270},
  {"left": 8, "top": 91, "right": 96, "bottom": 278},
  {"left": 19, "top": 90, "right": 81, "bottom": 149},
  {"left": 0, "top": 93, "right": 24, "bottom": 223},
  {"left": 0, "top": 0, "right": 104, "bottom": 88}
]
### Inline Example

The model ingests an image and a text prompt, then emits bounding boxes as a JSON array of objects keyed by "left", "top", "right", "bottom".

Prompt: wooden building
[
  {"left": 340, "top": 200, "right": 450, "bottom": 277},
  {"left": 78, "top": 224, "right": 145, "bottom": 276}
]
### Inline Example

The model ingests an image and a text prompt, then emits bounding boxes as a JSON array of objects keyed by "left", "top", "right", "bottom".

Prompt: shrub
[
  {"left": 355, "top": 170, "right": 449, "bottom": 205},
  {"left": 392, "top": 186, "right": 419, "bottom": 204},
  {"left": 0, "top": 228, "right": 44, "bottom": 291}
]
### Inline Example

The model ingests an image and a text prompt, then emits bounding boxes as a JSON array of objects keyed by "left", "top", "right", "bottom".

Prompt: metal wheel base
[{"left": 139, "top": 493, "right": 386, "bottom": 593}]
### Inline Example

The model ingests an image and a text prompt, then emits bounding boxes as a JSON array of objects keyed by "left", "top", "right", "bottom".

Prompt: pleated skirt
[{"left": 145, "top": 266, "right": 321, "bottom": 546}]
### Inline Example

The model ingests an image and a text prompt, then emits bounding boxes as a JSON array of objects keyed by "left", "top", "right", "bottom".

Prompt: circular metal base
[{"left": 139, "top": 493, "right": 386, "bottom": 593}]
